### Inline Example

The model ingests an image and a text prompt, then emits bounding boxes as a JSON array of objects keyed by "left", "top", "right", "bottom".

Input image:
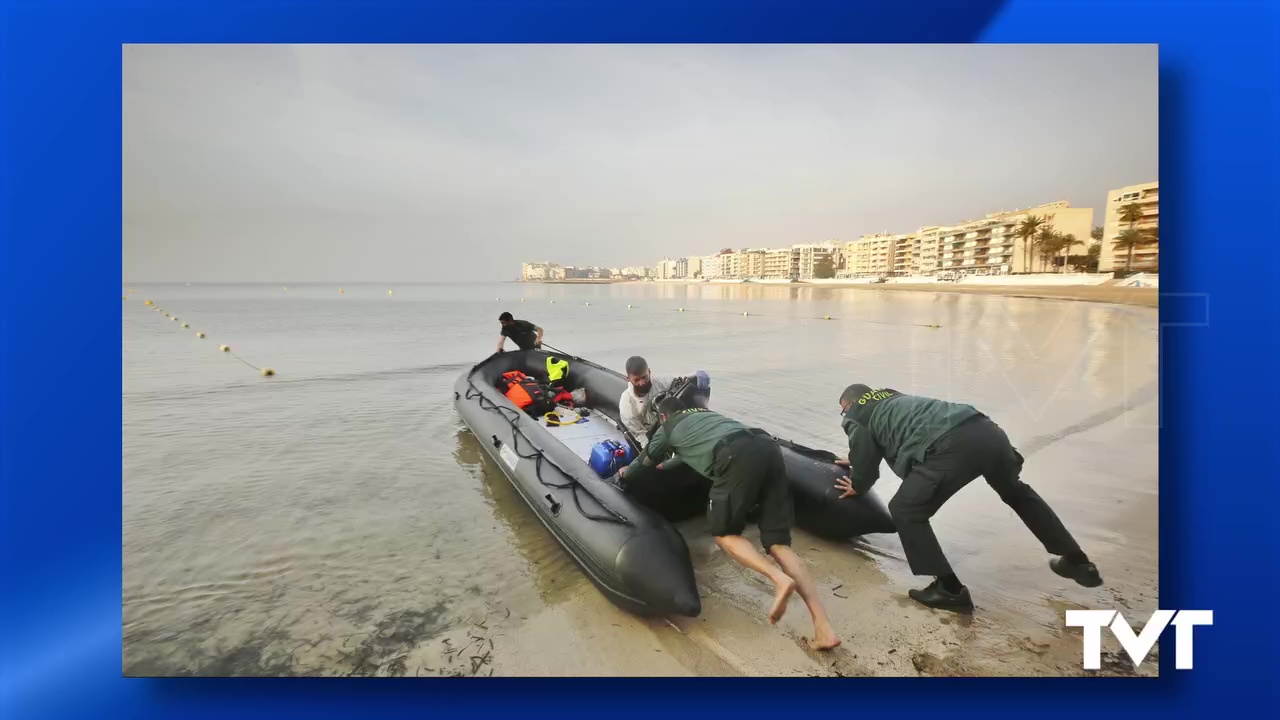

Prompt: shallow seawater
[{"left": 122, "top": 282, "right": 1158, "bottom": 676}]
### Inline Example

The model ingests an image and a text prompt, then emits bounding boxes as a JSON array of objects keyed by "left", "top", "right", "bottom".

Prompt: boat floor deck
[{"left": 540, "top": 408, "right": 630, "bottom": 477}]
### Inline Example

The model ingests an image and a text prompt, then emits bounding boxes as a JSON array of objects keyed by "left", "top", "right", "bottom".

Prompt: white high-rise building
[
  {"left": 656, "top": 258, "right": 680, "bottom": 280},
  {"left": 719, "top": 251, "right": 742, "bottom": 279},
  {"left": 793, "top": 242, "right": 838, "bottom": 279},
  {"left": 1100, "top": 181, "right": 1158, "bottom": 273},
  {"left": 700, "top": 254, "right": 721, "bottom": 279}
]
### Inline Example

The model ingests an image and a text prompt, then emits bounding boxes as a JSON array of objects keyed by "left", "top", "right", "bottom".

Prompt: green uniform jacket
[
  {"left": 843, "top": 389, "right": 979, "bottom": 494},
  {"left": 630, "top": 408, "right": 749, "bottom": 481}
]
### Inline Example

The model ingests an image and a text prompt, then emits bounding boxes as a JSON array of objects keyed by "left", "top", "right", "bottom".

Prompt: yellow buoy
[
  {"left": 219, "top": 344, "right": 230, "bottom": 352},
  {"left": 196, "top": 332, "right": 206, "bottom": 338},
  {"left": 585, "top": 302, "right": 590, "bottom": 306},
  {"left": 520, "top": 298, "right": 525, "bottom": 302},
  {"left": 388, "top": 289, "right": 394, "bottom": 296},
  {"left": 339, "top": 288, "right": 344, "bottom": 294},
  {"left": 824, "top": 315, "right": 831, "bottom": 320},
  {"left": 122, "top": 296, "right": 127, "bottom": 300},
  {"left": 171, "top": 317, "right": 178, "bottom": 322},
  {"left": 144, "top": 300, "right": 153, "bottom": 306},
  {"left": 181, "top": 323, "right": 189, "bottom": 329},
  {"left": 742, "top": 312, "right": 748, "bottom": 316},
  {"left": 627, "top": 304, "right": 632, "bottom": 309},
  {"left": 261, "top": 368, "right": 275, "bottom": 377},
  {"left": 283, "top": 287, "right": 288, "bottom": 292},
  {"left": 550, "top": 300, "right": 555, "bottom": 304}
]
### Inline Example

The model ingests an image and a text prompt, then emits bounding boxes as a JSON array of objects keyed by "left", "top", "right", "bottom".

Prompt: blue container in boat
[{"left": 589, "top": 440, "right": 635, "bottom": 478}]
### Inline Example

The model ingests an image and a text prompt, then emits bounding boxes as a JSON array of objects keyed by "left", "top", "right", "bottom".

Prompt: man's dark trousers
[{"left": 888, "top": 414, "right": 1084, "bottom": 577}]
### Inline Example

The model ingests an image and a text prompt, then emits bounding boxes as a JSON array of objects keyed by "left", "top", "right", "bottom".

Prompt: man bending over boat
[
  {"left": 620, "top": 355, "right": 710, "bottom": 448},
  {"left": 496, "top": 312, "right": 543, "bottom": 352},
  {"left": 833, "top": 383, "right": 1102, "bottom": 613},
  {"left": 619, "top": 397, "right": 840, "bottom": 650}
]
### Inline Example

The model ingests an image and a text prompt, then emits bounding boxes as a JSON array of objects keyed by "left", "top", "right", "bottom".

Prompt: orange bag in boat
[{"left": 498, "top": 370, "right": 554, "bottom": 414}]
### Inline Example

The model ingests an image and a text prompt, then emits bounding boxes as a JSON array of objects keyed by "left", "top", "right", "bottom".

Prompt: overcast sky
[{"left": 123, "top": 44, "right": 1157, "bottom": 282}]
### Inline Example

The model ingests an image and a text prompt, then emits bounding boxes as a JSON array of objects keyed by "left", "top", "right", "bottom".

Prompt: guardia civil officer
[{"left": 834, "top": 384, "right": 1102, "bottom": 612}]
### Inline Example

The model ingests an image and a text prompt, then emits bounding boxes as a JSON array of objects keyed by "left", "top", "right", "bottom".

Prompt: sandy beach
[
  {"left": 526, "top": 280, "right": 1159, "bottom": 308},
  {"left": 365, "top": 508, "right": 1158, "bottom": 678},
  {"left": 817, "top": 282, "right": 1158, "bottom": 308}
]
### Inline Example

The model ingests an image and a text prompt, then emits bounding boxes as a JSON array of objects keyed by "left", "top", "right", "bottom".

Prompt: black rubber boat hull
[
  {"left": 544, "top": 351, "right": 897, "bottom": 539},
  {"left": 454, "top": 352, "right": 702, "bottom": 618}
]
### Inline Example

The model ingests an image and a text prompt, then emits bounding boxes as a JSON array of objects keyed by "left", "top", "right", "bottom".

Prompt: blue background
[{"left": 2, "top": 0, "right": 1277, "bottom": 717}]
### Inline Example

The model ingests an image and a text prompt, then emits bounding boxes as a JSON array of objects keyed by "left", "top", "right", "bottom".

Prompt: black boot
[
  {"left": 1050, "top": 557, "right": 1103, "bottom": 588},
  {"left": 908, "top": 579, "right": 974, "bottom": 613}
]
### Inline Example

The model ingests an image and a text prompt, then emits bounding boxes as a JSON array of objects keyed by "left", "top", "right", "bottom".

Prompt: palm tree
[
  {"left": 1090, "top": 226, "right": 1104, "bottom": 243},
  {"left": 1034, "top": 226, "right": 1061, "bottom": 272},
  {"left": 1086, "top": 240, "right": 1102, "bottom": 273},
  {"left": 1136, "top": 226, "right": 1159, "bottom": 271},
  {"left": 1113, "top": 228, "right": 1145, "bottom": 273},
  {"left": 1057, "top": 233, "right": 1081, "bottom": 273},
  {"left": 1016, "top": 215, "right": 1044, "bottom": 273},
  {"left": 1118, "top": 203, "right": 1146, "bottom": 273},
  {"left": 1119, "top": 203, "right": 1145, "bottom": 230}
]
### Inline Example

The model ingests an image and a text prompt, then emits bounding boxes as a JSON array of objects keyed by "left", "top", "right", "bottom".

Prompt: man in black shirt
[{"left": 496, "top": 311, "right": 543, "bottom": 352}]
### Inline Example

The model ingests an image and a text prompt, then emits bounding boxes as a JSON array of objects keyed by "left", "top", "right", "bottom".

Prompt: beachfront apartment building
[
  {"left": 912, "top": 227, "right": 943, "bottom": 275},
  {"left": 1099, "top": 181, "right": 1159, "bottom": 273},
  {"left": 794, "top": 242, "right": 838, "bottom": 279},
  {"left": 685, "top": 256, "right": 704, "bottom": 279},
  {"left": 936, "top": 201, "right": 1093, "bottom": 275},
  {"left": 763, "top": 248, "right": 795, "bottom": 279},
  {"left": 719, "top": 251, "right": 742, "bottom": 278},
  {"left": 521, "top": 261, "right": 562, "bottom": 281},
  {"left": 654, "top": 258, "right": 681, "bottom": 280},
  {"left": 699, "top": 254, "right": 720, "bottom": 279},
  {"left": 739, "top": 249, "right": 767, "bottom": 279},
  {"left": 840, "top": 234, "right": 899, "bottom": 277},
  {"left": 890, "top": 234, "right": 919, "bottom": 276}
]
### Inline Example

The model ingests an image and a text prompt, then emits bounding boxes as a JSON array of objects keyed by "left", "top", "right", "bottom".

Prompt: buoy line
[{"left": 139, "top": 299, "right": 275, "bottom": 377}]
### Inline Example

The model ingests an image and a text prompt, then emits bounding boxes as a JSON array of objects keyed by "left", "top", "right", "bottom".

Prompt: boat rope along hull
[
  {"left": 452, "top": 349, "right": 897, "bottom": 616},
  {"left": 454, "top": 352, "right": 701, "bottom": 617}
]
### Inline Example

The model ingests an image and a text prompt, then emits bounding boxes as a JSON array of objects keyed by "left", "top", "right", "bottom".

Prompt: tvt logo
[{"left": 1066, "top": 610, "right": 1213, "bottom": 670}]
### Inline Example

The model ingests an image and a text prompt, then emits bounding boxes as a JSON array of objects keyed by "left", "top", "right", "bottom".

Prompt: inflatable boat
[{"left": 452, "top": 349, "right": 895, "bottom": 618}]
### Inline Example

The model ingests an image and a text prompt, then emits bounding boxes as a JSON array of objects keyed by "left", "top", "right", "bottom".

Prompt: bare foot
[
  {"left": 808, "top": 631, "right": 842, "bottom": 652},
  {"left": 768, "top": 576, "right": 797, "bottom": 624}
]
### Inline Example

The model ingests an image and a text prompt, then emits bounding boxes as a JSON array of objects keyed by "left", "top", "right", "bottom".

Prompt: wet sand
[
  {"left": 821, "top": 283, "right": 1158, "bottom": 308},
  {"left": 356, "top": 411, "right": 1158, "bottom": 679}
]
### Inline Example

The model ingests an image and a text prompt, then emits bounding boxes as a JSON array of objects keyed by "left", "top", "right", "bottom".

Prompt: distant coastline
[
  {"left": 514, "top": 278, "right": 620, "bottom": 285},
  {"left": 516, "top": 276, "right": 1157, "bottom": 308}
]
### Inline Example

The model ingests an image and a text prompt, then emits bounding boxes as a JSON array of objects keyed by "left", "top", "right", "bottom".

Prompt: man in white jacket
[{"left": 619, "top": 356, "right": 709, "bottom": 448}]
